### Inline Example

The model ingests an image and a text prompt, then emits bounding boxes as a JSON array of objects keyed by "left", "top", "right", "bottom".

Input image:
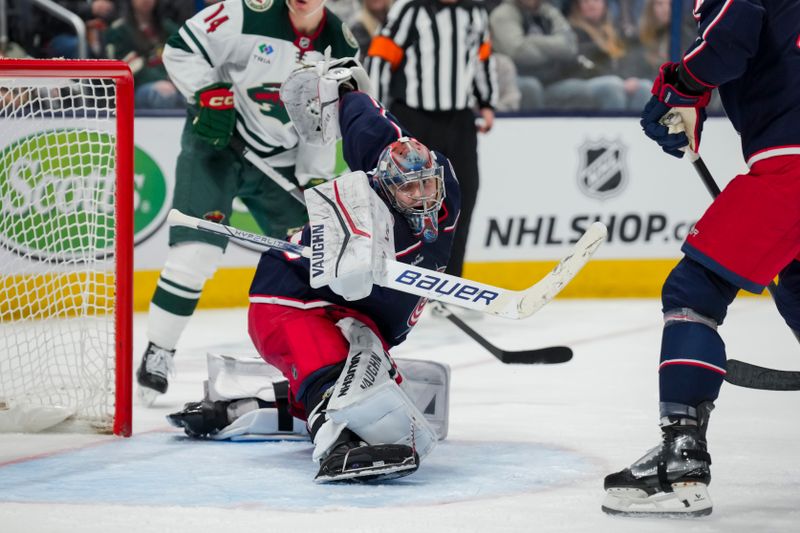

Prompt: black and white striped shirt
[{"left": 366, "top": 0, "right": 497, "bottom": 112}]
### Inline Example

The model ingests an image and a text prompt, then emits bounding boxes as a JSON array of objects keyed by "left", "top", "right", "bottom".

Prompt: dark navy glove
[{"left": 640, "top": 62, "right": 711, "bottom": 158}]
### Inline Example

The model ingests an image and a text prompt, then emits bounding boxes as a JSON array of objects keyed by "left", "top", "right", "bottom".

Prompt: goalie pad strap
[{"left": 272, "top": 380, "right": 294, "bottom": 432}]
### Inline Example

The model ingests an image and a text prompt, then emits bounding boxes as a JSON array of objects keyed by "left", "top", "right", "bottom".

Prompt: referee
[{"left": 365, "top": 0, "right": 497, "bottom": 279}]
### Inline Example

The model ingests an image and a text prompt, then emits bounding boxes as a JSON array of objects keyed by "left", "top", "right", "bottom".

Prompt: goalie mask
[{"left": 374, "top": 137, "right": 445, "bottom": 243}]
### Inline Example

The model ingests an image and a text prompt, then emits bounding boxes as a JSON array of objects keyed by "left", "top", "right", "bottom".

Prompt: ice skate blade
[
  {"left": 137, "top": 385, "right": 162, "bottom": 408},
  {"left": 314, "top": 456, "right": 418, "bottom": 484},
  {"left": 601, "top": 482, "right": 712, "bottom": 517}
]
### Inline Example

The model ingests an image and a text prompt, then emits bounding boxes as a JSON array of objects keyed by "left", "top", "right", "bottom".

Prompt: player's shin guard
[
  {"left": 139, "top": 243, "right": 223, "bottom": 405},
  {"left": 602, "top": 402, "right": 714, "bottom": 517},
  {"left": 147, "top": 242, "right": 224, "bottom": 350},
  {"left": 658, "top": 309, "right": 726, "bottom": 407}
]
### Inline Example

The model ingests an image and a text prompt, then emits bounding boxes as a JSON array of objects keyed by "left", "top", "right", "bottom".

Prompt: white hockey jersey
[{"left": 163, "top": 0, "right": 359, "bottom": 185}]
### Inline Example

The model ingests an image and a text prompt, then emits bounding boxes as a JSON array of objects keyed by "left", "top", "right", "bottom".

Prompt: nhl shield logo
[{"left": 577, "top": 139, "right": 628, "bottom": 199}]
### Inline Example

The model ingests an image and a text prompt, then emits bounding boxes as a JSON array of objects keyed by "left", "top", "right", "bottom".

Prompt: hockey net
[{"left": 0, "top": 60, "right": 133, "bottom": 436}]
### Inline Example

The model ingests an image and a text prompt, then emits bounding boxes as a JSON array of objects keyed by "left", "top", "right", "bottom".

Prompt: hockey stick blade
[
  {"left": 724, "top": 359, "right": 800, "bottom": 391},
  {"left": 513, "top": 221, "right": 606, "bottom": 318},
  {"left": 498, "top": 346, "right": 572, "bottom": 364},
  {"left": 431, "top": 302, "right": 572, "bottom": 364}
]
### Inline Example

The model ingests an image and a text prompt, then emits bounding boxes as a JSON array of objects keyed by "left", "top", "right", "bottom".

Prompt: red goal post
[{"left": 0, "top": 59, "right": 133, "bottom": 436}]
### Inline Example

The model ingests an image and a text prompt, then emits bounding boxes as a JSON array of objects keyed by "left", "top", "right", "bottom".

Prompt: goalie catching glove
[
  {"left": 280, "top": 55, "right": 372, "bottom": 146},
  {"left": 192, "top": 82, "right": 236, "bottom": 149},
  {"left": 641, "top": 62, "right": 712, "bottom": 158}
]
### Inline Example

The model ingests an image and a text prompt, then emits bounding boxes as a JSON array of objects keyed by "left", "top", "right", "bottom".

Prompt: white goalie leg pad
[
  {"left": 394, "top": 358, "right": 450, "bottom": 440},
  {"left": 205, "top": 351, "right": 308, "bottom": 441},
  {"left": 305, "top": 171, "right": 395, "bottom": 301},
  {"left": 206, "top": 351, "right": 288, "bottom": 403},
  {"left": 311, "top": 318, "right": 438, "bottom": 462}
]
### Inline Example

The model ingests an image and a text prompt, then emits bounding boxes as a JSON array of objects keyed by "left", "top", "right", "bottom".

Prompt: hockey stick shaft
[
  {"left": 167, "top": 209, "right": 604, "bottom": 319},
  {"left": 724, "top": 359, "right": 800, "bottom": 391},
  {"left": 429, "top": 301, "right": 572, "bottom": 364},
  {"left": 167, "top": 209, "right": 310, "bottom": 258},
  {"left": 230, "top": 137, "right": 307, "bottom": 205}
]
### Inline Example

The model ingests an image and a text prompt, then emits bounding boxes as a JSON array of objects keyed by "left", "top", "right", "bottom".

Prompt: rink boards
[{"left": 0, "top": 114, "right": 756, "bottom": 312}]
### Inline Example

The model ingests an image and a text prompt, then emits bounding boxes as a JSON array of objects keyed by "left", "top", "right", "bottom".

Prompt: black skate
[
  {"left": 602, "top": 402, "right": 714, "bottom": 517},
  {"left": 315, "top": 441, "right": 420, "bottom": 483},
  {"left": 136, "top": 342, "right": 175, "bottom": 406},
  {"left": 167, "top": 400, "right": 230, "bottom": 438}
]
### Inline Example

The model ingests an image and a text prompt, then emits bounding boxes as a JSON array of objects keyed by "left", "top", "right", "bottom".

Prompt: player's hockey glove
[
  {"left": 192, "top": 82, "right": 236, "bottom": 149},
  {"left": 640, "top": 62, "right": 712, "bottom": 158}
]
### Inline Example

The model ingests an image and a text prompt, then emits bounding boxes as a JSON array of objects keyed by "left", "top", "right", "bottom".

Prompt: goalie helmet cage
[{"left": 0, "top": 59, "right": 133, "bottom": 436}]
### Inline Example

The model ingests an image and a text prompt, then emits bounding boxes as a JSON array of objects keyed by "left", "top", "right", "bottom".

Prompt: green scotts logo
[
  {"left": 0, "top": 129, "right": 116, "bottom": 259},
  {"left": 247, "top": 83, "right": 289, "bottom": 122},
  {"left": 133, "top": 145, "right": 169, "bottom": 244}
]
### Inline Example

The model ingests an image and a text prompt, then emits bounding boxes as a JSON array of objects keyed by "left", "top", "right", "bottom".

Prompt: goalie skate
[{"left": 315, "top": 442, "right": 419, "bottom": 483}]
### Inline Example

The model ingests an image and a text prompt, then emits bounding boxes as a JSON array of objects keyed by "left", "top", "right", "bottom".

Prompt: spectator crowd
[{"left": 1, "top": 0, "right": 695, "bottom": 111}]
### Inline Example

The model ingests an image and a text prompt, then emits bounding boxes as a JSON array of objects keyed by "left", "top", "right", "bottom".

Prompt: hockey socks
[{"left": 659, "top": 311, "right": 725, "bottom": 407}]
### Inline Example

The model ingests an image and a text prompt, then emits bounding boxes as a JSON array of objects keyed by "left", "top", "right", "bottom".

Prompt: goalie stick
[
  {"left": 167, "top": 209, "right": 606, "bottom": 319},
  {"left": 230, "top": 143, "right": 582, "bottom": 359}
]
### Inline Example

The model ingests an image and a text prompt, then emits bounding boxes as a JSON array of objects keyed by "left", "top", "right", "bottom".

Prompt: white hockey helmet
[{"left": 374, "top": 137, "right": 445, "bottom": 243}]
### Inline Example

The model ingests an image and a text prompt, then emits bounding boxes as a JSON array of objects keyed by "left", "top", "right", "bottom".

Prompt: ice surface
[{"left": 2, "top": 298, "right": 799, "bottom": 532}]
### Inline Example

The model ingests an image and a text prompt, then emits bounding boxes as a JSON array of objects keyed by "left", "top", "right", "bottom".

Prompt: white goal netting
[{"left": 0, "top": 76, "right": 121, "bottom": 433}]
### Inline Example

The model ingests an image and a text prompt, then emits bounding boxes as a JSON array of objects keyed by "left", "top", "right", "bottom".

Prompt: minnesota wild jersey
[{"left": 163, "top": 0, "right": 359, "bottom": 183}]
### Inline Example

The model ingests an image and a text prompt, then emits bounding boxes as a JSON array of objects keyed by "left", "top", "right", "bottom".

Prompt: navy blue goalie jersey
[{"left": 248, "top": 91, "right": 461, "bottom": 346}]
